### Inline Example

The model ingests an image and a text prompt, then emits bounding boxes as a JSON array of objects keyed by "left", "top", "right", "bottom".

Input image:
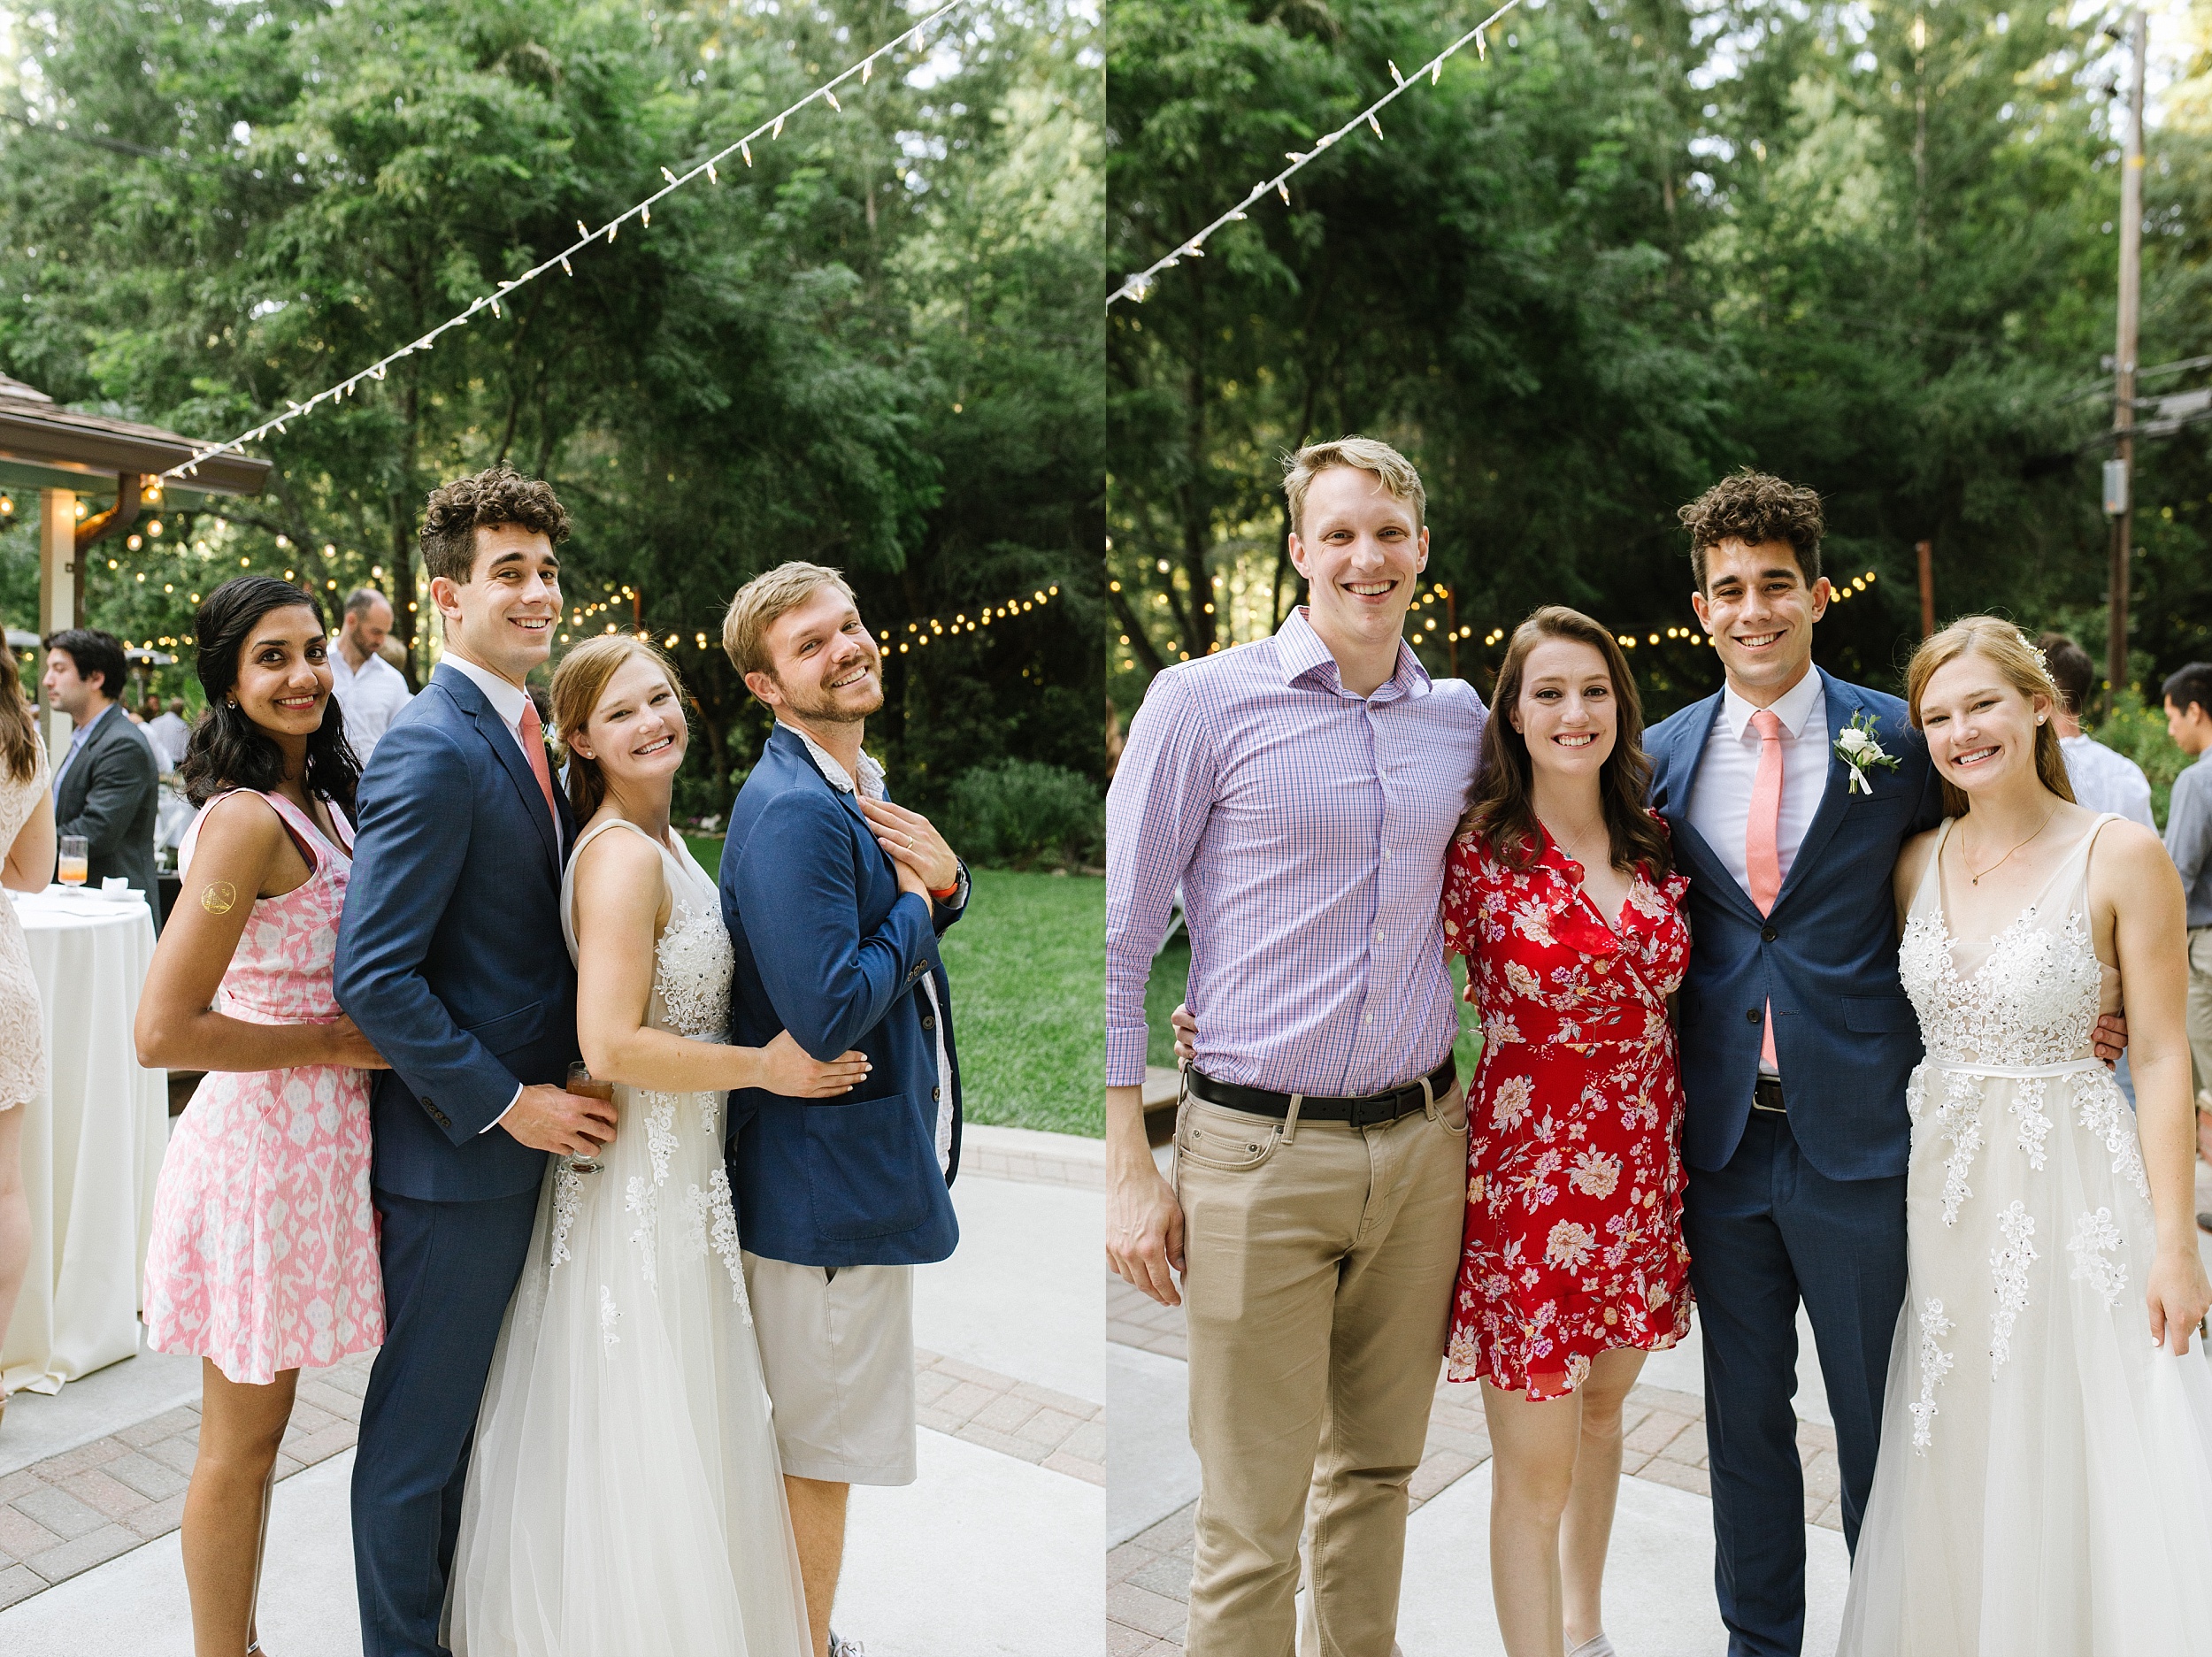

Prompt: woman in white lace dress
[
  {"left": 0, "top": 644, "right": 54, "bottom": 1423},
  {"left": 449, "top": 636, "right": 864, "bottom": 1656},
  {"left": 1839, "top": 618, "right": 2212, "bottom": 1654}
]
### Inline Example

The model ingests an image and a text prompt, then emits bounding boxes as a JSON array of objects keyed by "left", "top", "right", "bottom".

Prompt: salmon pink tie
[
  {"left": 518, "top": 696, "right": 558, "bottom": 832},
  {"left": 1747, "top": 709, "right": 1785, "bottom": 1067}
]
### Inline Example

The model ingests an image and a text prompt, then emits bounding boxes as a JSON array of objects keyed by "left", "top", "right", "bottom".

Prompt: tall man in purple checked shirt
[{"left": 1106, "top": 436, "right": 1487, "bottom": 1657}]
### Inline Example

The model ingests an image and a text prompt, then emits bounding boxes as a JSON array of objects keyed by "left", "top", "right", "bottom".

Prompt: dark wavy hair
[
  {"left": 1678, "top": 470, "right": 1824, "bottom": 593},
  {"left": 179, "top": 577, "right": 362, "bottom": 811},
  {"left": 1459, "top": 605, "right": 1671, "bottom": 880},
  {"left": 419, "top": 465, "right": 571, "bottom": 584}
]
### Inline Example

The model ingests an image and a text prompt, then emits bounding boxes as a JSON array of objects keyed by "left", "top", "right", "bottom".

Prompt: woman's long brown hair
[
  {"left": 0, "top": 645, "right": 42, "bottom": 786},
  {"left": 1460, "top": 605, "right": 1672, "bottom": 879}
]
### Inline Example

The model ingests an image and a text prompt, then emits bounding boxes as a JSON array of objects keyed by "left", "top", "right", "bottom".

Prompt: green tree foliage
[
  {"left": 1109, "top": 0, "right": 2210, "bottom": 720},
  {"left": 0, "top": 0, "right": 1102, "bottom": 811}
]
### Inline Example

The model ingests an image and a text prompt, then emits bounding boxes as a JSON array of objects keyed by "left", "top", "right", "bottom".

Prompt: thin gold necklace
[{"left": 1960, "top": 806, "right": 2059, "bottom": 886}]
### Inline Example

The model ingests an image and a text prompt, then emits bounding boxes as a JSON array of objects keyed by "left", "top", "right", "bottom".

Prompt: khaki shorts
[{"left": 741, "top": 1253, "right": 918, "bottom": 1486}]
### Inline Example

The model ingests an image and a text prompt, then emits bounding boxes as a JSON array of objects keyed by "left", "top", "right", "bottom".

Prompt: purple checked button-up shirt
[{"left": 1105, "top": 608, "right": 1487, "bottom": 1096}]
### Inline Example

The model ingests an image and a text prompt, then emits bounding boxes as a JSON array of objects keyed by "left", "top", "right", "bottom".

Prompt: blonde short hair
[
  {"left": 721, "top": 562, "right": 858, "bottom": 683},
  {"left": 1904, "top": 615, "right": 2076, "bottom": 819},
  {"left": 1281, "top": 436, "right": 1426, "bottom": 537},
  {"left": 549, "top": 634, "right": 688, "bottom": 821}
]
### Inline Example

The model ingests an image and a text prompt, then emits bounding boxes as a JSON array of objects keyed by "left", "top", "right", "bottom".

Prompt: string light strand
[
  {"left": 1108, "top": 0, "right": 1522, "bottom": 308},
  {"left": 163, "top": 0, "right": 968, "bottom": 483}
]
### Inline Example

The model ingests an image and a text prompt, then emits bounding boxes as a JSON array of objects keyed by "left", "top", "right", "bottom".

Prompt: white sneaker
[{"left": 829, "top": 1636, "right": 868, "bottom": 1657}]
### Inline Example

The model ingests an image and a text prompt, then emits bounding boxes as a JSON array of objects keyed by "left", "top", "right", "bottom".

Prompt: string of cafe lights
[
  {"left": 160, "top": 0, "right": 969, "bottom": 484},
  {"left": 557, "top": 582, "right": 1065, "bottom": 655},
  {"left": 1107, "top": 0, "right": 1523, "bottom": 309}
]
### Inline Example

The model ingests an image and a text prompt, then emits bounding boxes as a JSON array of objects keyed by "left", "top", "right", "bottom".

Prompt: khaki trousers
[
  {"left": 2189, "top": 927, "right": 2212, "bottom": 1105},
  {"left": 1175, "top": 1082, "right": 1469, "bottom": 1657}
]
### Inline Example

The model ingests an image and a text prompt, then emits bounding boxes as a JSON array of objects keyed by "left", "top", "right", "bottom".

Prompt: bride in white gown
[
  {"left": 449, "top": 637, "right": 869, "bottom": 1656},
  {"left": 1839, "top": 618, "right": 2212, "bottom": 1655}
]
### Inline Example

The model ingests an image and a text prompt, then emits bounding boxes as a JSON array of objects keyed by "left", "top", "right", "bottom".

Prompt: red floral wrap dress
[{"left": 1440, "top": 825, "right": 1694, "bottom": 1399}]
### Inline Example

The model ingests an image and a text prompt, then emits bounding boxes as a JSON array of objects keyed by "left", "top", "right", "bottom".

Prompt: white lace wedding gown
[
  {"left": 447, "top": 819, "right": 810, "bottom": 1656},
  {"left": 1839, "top": 815, "right": 2212, "bottom": 1654}
]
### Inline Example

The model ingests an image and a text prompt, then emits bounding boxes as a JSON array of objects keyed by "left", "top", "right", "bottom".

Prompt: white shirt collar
[
  {"left": 440, "top": 650, "right": 530, "bottom": 734},
  {"left": 1719, "top": 664, "right": 1824, "bottom": 742},
  {"left": 790, "top": 723, "right": 887, "bottom": 802}
]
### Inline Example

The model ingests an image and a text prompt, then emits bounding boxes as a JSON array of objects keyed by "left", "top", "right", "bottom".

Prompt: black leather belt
[
  {"left": 1751, "top": 1076, "right": 1786, "bottom": 1115},
  {"left": 1186, "top": 1058, "right": 1457, "bottom": 1128}
]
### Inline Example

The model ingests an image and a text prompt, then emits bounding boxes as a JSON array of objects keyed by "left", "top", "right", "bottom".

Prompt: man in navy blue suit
[
  {"left": 1645, "top": 473, "right": 2116, "bottom": 1655},
  {"left": 335, "top": 467, "right": 617, "bottom": 1657},
  {"left": 718, "top": 563, "right": 966, "bottom": 1657}
]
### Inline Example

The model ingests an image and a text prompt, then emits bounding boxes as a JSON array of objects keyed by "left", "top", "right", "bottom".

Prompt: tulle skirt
[
  {"left": 1839, "top": 1060, "right": 2212, "bottom": 1655},
  {"left": 446, "top": 1084, "right": 810, "bottom": 1656}
]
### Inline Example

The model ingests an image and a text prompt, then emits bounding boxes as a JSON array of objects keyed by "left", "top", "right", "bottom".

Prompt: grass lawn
[{"left": 685, "top": 836, "right": 1102, "bottom": 1138}]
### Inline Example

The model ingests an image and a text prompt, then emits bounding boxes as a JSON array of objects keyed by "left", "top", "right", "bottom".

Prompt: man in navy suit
[
  {"left": 718, "top": 562, "right": 966, "bottom": 1657},
  {"left": 335, "top": 467, "right": 616, "bottom": 1657},
  {"left": 1646, "top": 473, "right": 2116, "bottom": 1655}
]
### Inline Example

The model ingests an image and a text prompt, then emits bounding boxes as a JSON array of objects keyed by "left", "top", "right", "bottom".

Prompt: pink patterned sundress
[{"left": 142, "top": 788, "right": 384, "bottom": 1384}]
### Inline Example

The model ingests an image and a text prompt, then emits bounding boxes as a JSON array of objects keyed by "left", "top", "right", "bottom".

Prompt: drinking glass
[
  {"left": 565, "top": 1060, "right": 613, "bottom": 1174},
  {"left": 57, "top": 835, "right": 88, "bottom": 887}
]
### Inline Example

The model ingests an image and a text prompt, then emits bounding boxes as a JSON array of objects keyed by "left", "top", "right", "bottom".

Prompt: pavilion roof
[{"left": 0, "top": 373, "right": 269, "bottom": 497}]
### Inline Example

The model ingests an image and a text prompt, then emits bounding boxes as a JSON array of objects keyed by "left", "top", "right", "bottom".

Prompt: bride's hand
[
  {"left": 755, "top": 1030, "right": 872, "bottom": 1098},
  {"left": 2146, "top": 1247, "right": 2212, "bottom": 1354}
]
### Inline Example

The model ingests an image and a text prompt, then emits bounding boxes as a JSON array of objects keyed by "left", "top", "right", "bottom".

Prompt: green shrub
[
  {"left": 2087, "top": 689, "right": 2192, "bottom": 830},
  {"left": 945, "top": 760, "right": 1103, "bottom": 871}
]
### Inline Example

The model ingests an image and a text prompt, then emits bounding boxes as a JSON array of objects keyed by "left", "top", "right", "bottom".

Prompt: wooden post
[
  {"left": 1444, "top": 586, "right": 1458, "bottom": 679},
  {"left": 2108, "top": 9, "right": 2147, "bottom": 717},
  {"left": 1916, "top": 540, "right": 1935, "bottom": 639},
  {"left": 37, "top": 488, "right": 77, "bottom": 761}
]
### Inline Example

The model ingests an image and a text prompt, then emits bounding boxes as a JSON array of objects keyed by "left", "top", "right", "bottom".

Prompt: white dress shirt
[
  {"left": 329, "top": 646, "right": 413, "bottom": 763},
  {"left": 1687, "top": 666, "right": 1830, "bottom": 1078},
  {"left": 441, "top": 652, "right": 549, "bottom": 1132},
  {"left": 2059, "top": 733, "right": 2155, "bottom": 831},
  {"left": 790, "top": 724, "right": 962, "bottom": 1177},
  {"left": 146, "top": 711, "right": 192, "bottom": 772}
]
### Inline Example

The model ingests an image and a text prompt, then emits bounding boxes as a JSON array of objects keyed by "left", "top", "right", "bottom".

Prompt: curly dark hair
[
  {"left": 1678, "top": 470, "right": 1824, "bottom": 592},
  {"left": 419, "top": 465, "right": 571, "bottom": 585},
  {"left": 179, "top": 577, "right": 361, "bottom": 812},
  {"left": 1459, "top": 606, "right": 1672, "bottom": 882}
]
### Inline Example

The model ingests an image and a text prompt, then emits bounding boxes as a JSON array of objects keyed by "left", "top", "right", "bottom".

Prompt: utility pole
[{"left": 2108, "top": 8, "right": 2147, "bottom": 717}]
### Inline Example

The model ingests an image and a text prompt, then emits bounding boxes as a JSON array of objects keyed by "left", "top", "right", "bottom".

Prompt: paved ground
[{"left": 0, "top": 1124, "right": 1102, "bottom": 1654}]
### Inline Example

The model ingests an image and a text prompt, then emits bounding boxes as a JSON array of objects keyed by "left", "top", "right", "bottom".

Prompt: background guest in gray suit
[{"left": 42, "top": 627, "right": 160, "bottom": 928}]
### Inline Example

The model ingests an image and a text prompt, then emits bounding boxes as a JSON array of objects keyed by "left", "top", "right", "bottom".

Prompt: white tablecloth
[{"left": 0, "top": 887, "right": 166, "bottom": 1394}]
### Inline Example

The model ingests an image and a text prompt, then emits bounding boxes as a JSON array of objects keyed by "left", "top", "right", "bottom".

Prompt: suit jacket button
[
  {"left": 931, "top": 1085, "right": 941, "bottom": 1101},
  {"left": 1761, "top": 926, "right": 1778, "bottom": 942},
  {"left": 1746, "top": 1009, "right": 1762, "bottom": 1025},
  {"left": 920, "top": 1013, "right": 936, "bottom": 1031}
]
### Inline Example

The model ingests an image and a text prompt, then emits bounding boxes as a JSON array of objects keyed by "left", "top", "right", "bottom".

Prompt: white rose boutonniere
[{"left": 1834, "top": 710, "right": 1901, "bottom": 795}]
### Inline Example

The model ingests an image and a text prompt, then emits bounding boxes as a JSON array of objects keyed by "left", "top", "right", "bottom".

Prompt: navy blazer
[
  {"left": 1646, "top": 669, "right": 1944, "bottom": 1182},
  {"left": 719, "top": 724, "right": 963, "bottom": 1268},
  {"left": 334, "top": 663, "right": 580, "bottom": 1203}
]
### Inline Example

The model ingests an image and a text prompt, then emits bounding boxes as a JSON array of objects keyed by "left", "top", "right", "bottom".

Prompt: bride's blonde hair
[
  {"left": 549, "top": 634, "right": 689, "bottom": 820},
  {"left": 1904, "top": 615, "right": 2076, "bottom": 819}
]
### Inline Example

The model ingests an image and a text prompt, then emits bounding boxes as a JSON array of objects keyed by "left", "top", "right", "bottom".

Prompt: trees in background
[
  {"left": 0, "top": 0, "right": 1102, "bottom": 817},
  {"left": 1110, "top": 0, "right": 2212, "bottom": 719}
]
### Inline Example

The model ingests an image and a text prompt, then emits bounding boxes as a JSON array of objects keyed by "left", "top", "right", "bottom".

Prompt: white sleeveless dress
[
  {"left": 1839, "top": 815, "right": 2212, "bottom": 1654},
  {"left": 447, "top": 818, "right": 809, "bottom": 1656}
]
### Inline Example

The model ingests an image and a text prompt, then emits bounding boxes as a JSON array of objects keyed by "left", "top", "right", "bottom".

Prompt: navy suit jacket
[
  {"left": 719, "top": 724, "right": 963, "bottom": 1268},
  {"left": 1646, "top": 669, "right": 1944, "bottom": 1181},
  {"left": 334, "top": 663, "right": 579, "bottom": 1203}
]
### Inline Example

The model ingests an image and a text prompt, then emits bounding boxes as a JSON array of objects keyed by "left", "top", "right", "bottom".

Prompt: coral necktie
[
  {"left": 1747, "top": 710, "right": 1785, "bottom": 1069},
  {"left": 518, "top": 696, "right": 558, "bottom": 835}
]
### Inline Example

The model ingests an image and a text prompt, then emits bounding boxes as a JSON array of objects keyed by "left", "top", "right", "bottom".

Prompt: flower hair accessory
[{"left": 1834, "top": 710, "right": 1901, "bottom": 795}]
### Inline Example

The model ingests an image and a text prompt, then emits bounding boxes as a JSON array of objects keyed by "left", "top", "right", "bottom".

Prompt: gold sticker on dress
[{"left": 199, "top": 880, "right": 237, "bottom": 914}]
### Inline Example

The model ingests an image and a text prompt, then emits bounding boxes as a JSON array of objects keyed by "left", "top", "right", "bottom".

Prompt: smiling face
[
  {"left": 1917, "top": 650, "right": 2051, "bottom": 800},
  {"left": 232, "top": 603, "right": 334, "bottom": 745},
  {"left": 743, "top": 582, "right": 884, "bottom": 727},
  {"left": 1512, "top": 636, "right": 1618, "bottom": 782},
  {"left": 1691, "top": 537, "right": 1830, "bottom": 704},
  {"left": 1287, "top": 465, "right": 1428, "bottom": 657},
  {"left": 569, "top": 649, "right": 687, "bottom": 798},
  {"left": 430, "top": 523, "right": 561, "bottom": 686}
]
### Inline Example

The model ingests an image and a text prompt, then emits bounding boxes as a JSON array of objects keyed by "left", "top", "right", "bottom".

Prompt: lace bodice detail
[
  {"left": 1898, "top": 817, "right": 2119, "bottom": 1069},
  {"left": 653, "top": 898, "right": 733, "bottom": 1039}
]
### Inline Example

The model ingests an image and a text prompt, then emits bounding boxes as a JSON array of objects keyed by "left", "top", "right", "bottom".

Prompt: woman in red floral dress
[{"left": 1444, "top": 606, "right": 1692, "bottom": 1657}]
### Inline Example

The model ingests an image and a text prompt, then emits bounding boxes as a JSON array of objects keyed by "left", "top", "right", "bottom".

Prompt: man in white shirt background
[
  {"left": 2038, "top": 633, "right": 2156, "bottom": 829},
  {"left": 144, "top": 695, "right": 192, "bottom": 773},
  {"left": 329, "top": 587, "right": 413, "bottom": 762}
]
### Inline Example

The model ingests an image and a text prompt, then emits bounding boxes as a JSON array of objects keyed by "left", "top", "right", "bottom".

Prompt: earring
[{"left": 225, "top": 695, "right": 238, "bottom": 710}]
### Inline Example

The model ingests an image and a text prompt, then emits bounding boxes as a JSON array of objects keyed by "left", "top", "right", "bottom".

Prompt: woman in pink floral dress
[
  {"left": 1442, "top": 607, "right": 1692, "bottom": 1657},
  {"left": 137, "top": 577, "right": 387, "bottom": 1657}
]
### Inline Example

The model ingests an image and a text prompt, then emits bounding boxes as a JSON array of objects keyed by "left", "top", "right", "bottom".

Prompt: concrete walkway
[{"left": 0, "top": 1124, "right": 1102, "bottom": 1655}]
